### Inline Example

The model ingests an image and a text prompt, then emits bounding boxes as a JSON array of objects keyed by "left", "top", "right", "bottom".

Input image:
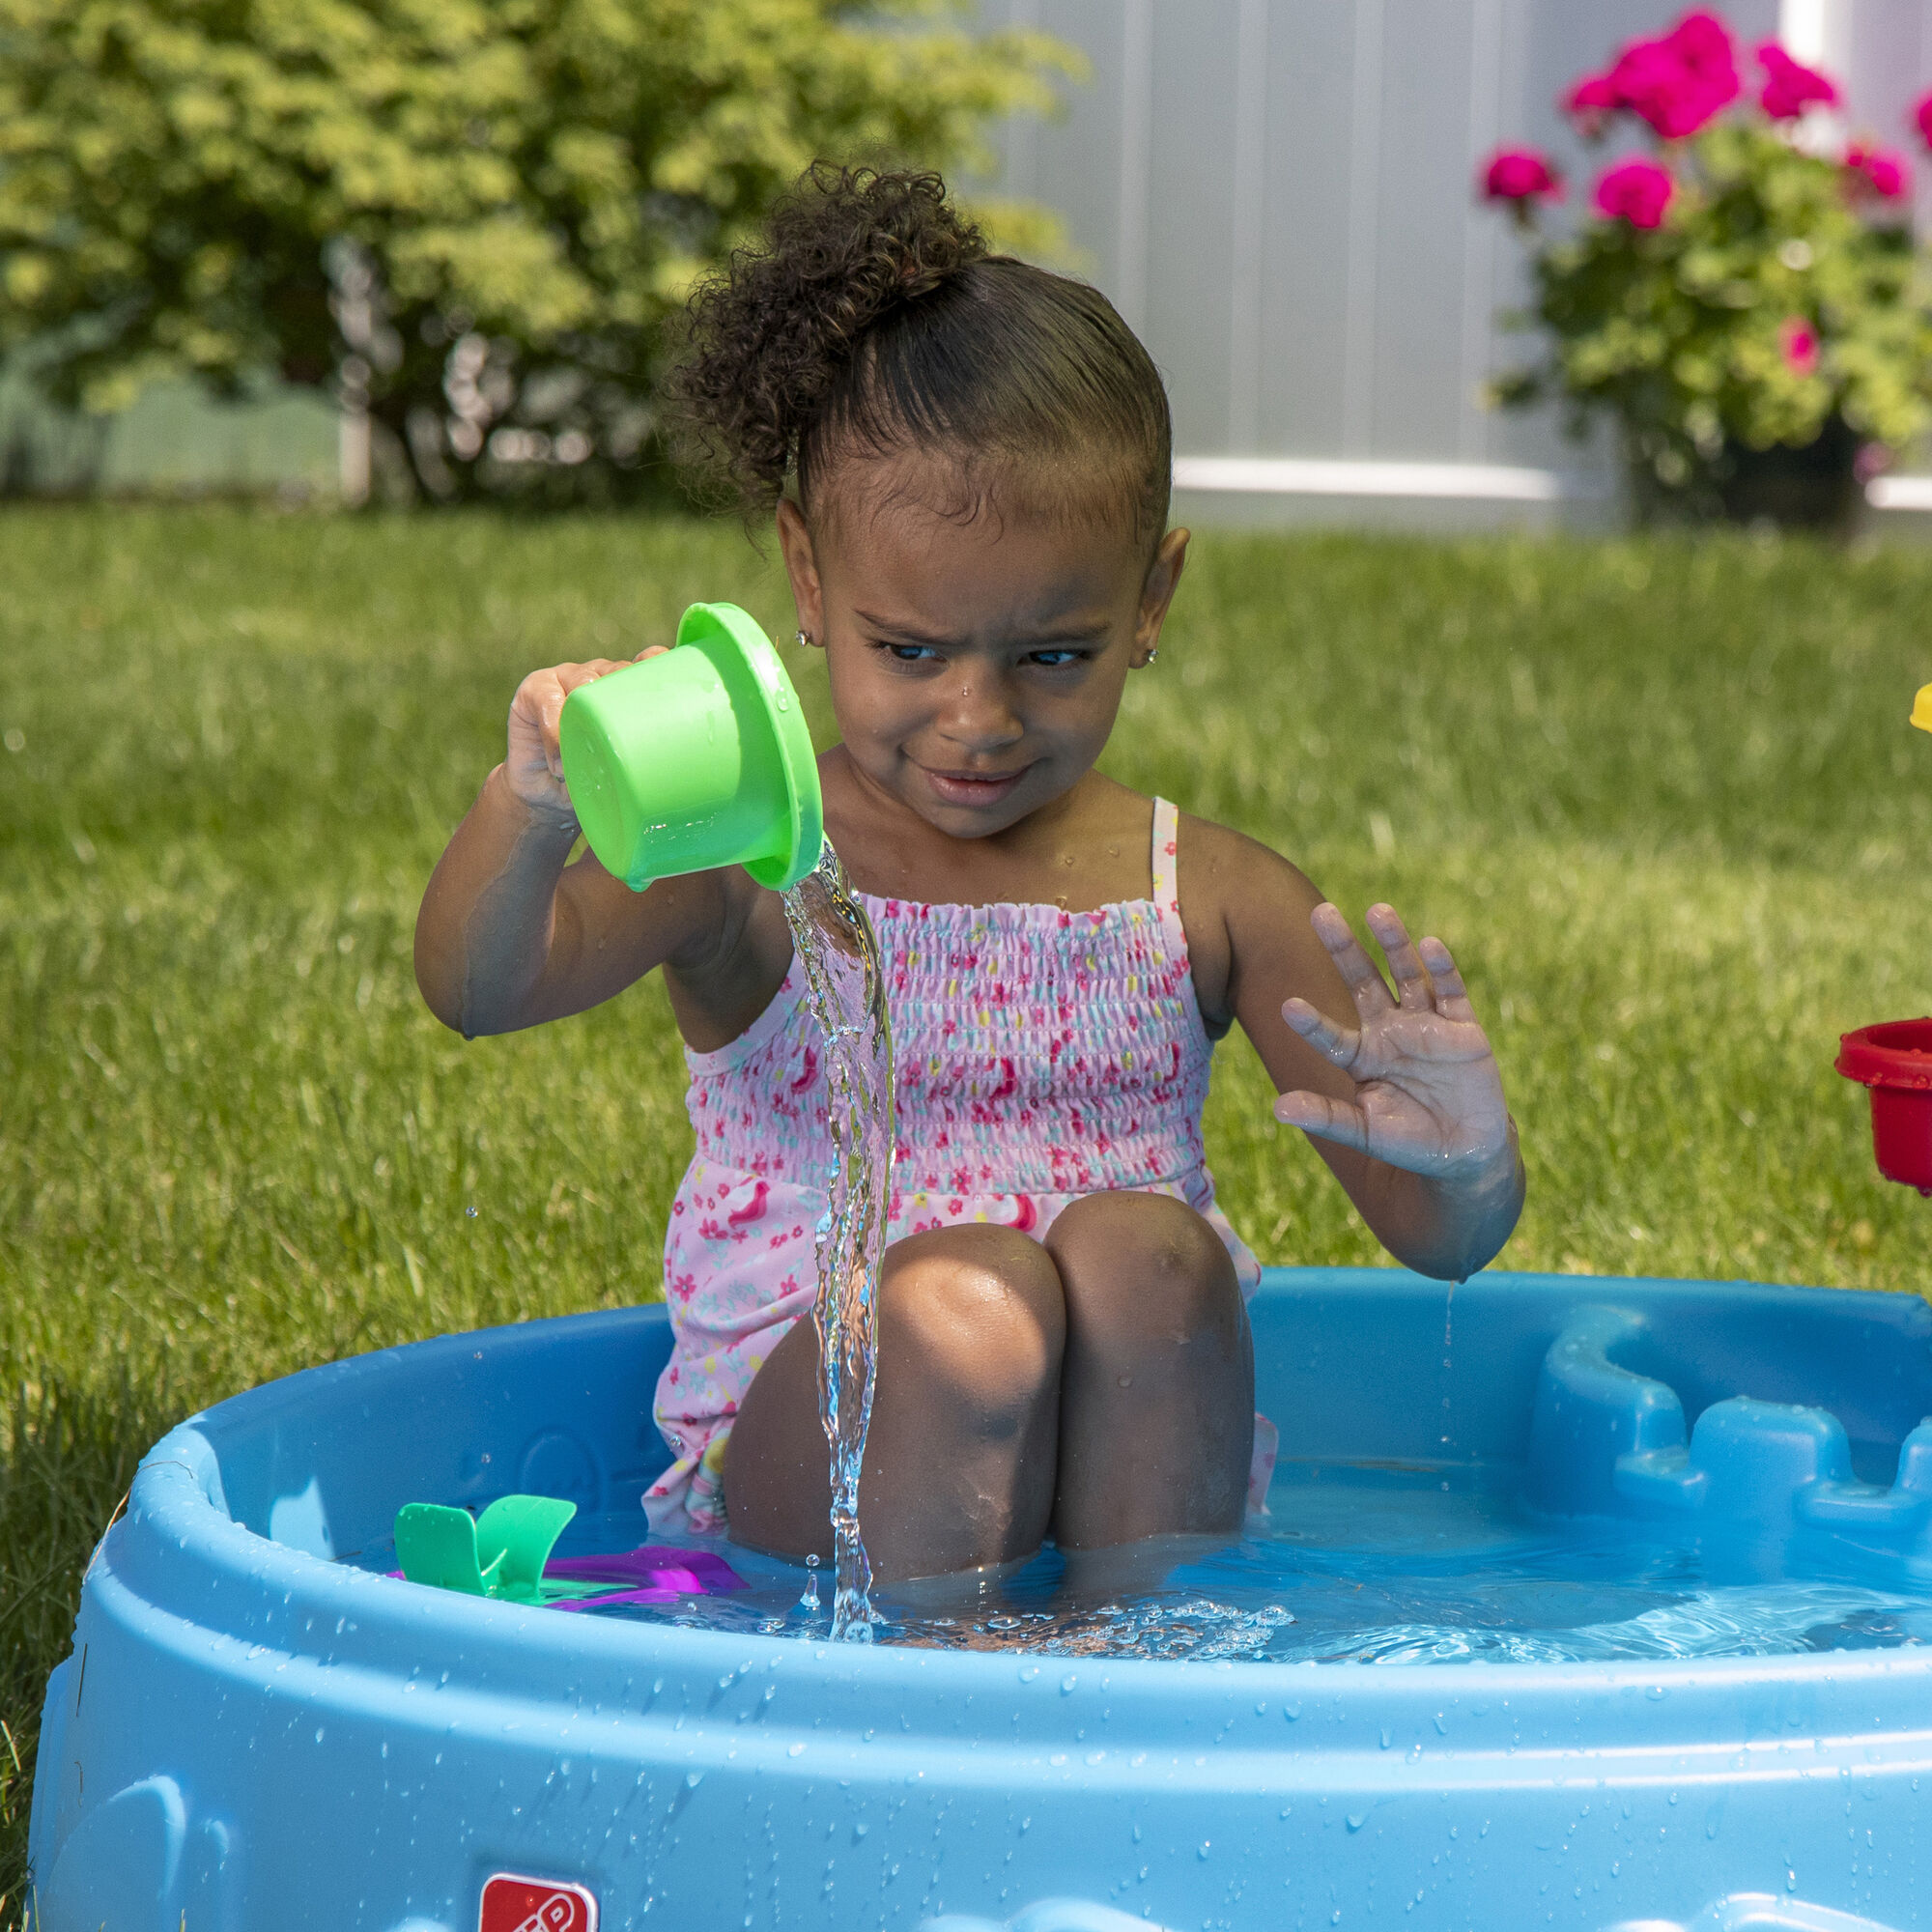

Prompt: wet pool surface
[{"left": 346, "top": 1454, "right": 1932, "bottom": 1664}]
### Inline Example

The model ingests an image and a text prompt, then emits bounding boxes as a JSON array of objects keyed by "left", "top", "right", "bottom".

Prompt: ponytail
[{"left": 668, "top": 164, "right": 1171, "bottom": 546}]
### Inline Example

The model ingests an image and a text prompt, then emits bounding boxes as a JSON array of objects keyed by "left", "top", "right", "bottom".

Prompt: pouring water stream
[{"left": 780, "top": 840, "right": 895, "bottom": 1639}]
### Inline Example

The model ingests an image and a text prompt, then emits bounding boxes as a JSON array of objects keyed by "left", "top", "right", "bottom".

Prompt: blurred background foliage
[{"left": 0, "top": 0, "right": 1072, "bottom": 503}]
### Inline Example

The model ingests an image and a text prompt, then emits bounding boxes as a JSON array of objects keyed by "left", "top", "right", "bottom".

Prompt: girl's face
[{"left": 777, "top": 452, "right": 1188, "bottom": 839}]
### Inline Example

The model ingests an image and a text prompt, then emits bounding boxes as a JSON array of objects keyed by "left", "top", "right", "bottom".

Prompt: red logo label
[{"left": 478, "top": 1873, "right": 598, "bottom": 1932}]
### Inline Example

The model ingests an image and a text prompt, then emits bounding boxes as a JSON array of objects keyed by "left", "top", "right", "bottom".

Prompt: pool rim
[{"left": 117, "top": 1269, "right": 1932, "bottom": 1703}]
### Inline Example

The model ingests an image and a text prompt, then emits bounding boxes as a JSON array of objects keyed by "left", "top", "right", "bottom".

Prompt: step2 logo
[{"left": 478, "top": 1872, "right": 599, "bottom": 1932}]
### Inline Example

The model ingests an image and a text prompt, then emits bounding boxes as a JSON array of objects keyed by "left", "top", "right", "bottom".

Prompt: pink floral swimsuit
[{"left": 643, "top": 799, "right": 1269, "bottom": 1531}]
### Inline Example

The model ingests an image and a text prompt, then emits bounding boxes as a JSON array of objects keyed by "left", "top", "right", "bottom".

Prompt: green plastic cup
[{"left": 558, "top": 602, "right": 823, "bottom": 894}]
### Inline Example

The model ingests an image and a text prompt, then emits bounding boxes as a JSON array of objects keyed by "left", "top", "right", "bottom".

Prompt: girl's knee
[
  {"left": 1046, "top": 1191, "right": 1242, "bottom": 1347},
  {"left": 879, "top": 1225, "right": 1066, "bottom": 1422}
]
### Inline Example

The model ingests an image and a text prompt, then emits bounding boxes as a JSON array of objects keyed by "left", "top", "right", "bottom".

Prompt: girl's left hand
[{"left": 1273, "top": 902, "right": 1513, "bottom": 1182}]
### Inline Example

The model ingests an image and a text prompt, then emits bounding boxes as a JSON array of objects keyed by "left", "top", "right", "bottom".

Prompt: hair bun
[
  {"left": 897, "top": 255, "right": 953, "bottom": 300},
  {"left": 669, "top": 165, "right": 986, "bottom": 511}
]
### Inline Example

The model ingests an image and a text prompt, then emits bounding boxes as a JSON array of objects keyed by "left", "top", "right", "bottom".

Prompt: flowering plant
[{"left": 1482, "top": 11, "right": 1932, "bottom": 518}]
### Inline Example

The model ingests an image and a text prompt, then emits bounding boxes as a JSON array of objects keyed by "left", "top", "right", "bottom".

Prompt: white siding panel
[
  {"left": 1257, "top": 2, "right": 1360, "bottom": 455},
  {"left": 1145, "top": 2, "right": 1244, "bottom": 451},
  {"left": 973, "top": 1, "right": 1930, "bottom": 514},
  {"left": 1372, "top": 3, "right": 1484, "bottom": 461}
]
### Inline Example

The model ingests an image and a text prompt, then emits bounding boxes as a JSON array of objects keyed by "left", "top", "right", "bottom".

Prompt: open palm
[{"left": 1274, "top": 902, "right": 1511, "bottom": 1179}]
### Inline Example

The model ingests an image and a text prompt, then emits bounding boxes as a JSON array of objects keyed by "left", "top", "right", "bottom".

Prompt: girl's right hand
[{"left": 505, "top": 648, "right": 668, "bottom": 824}]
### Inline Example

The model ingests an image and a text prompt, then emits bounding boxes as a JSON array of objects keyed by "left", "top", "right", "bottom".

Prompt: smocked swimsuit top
[{"left": 643, "top": 797, "right": 1261, "bottom": 1529}]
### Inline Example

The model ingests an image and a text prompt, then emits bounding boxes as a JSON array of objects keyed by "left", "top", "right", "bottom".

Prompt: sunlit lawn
[{"left": 3, "top": 506, "right": 1930, "bottom": 1910}]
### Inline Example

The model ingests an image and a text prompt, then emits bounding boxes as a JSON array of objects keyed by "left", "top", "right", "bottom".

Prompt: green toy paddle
[{"left": 392, "top": 1495, "right": 614, "bottom": 1605}]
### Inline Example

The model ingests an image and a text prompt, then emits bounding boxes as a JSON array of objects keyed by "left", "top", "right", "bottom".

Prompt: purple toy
[
  {"left": 386, "top": 1541, "right": 746, "bottom": 1611},
  {"left": 545, "top": 1545, "right": 748, "bottom": 1612}
]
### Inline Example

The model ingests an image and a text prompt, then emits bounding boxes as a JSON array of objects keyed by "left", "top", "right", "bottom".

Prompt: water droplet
[
  {"left": 1198, "top": 1841, "right": 1211, "bottom": 1860},
  {"left": 1348, "top": 1813, "right": 1367, "bottom": 1832},
  {"left": 1061, "top": 1673, "right": 1077, "bottom": 1694},
  {"left": 788, "top": 1743, "right": 807, "bottom": 1757},
  {"left": 465, "top": 1205, "right": 477, "bottom": 1218}
]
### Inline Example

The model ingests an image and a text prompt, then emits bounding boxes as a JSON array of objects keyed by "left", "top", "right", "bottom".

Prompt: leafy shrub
[
  {"left": 0, "top": 0, "right": 1071, "bottom": 502},
  {"left": 1480, "top": 11, "right": 1932, "bottom": 515}
]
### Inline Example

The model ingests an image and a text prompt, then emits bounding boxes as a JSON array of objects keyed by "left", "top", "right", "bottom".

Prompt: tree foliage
[{"left": 0, "top": 0, "right": 1072, "bottom": 500}]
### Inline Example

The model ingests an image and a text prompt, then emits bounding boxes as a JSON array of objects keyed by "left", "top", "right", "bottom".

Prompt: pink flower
[
  {"left": 1593, "top": 157, "right": 1676, "bottom": 229},
  {"left": 1647, "top": 12, "right": 1743, "bottom": 132},
  {"left": 1566, "top": 13, "right": 1740, "bottom": 140},
  {"left": 1916, "top": 90, "right": 1932, "bottom": 151},
  {"left": 1566, "top": 71, "right": 1621, "bottom": 114},
  {"left": 1618, "top": 12, "right": 1742, "bottom": 138},
  {"left": 1758, "top": 43, "right": 1839, "bottom": 121},
  {"left": 1847, "top": 141, "right": 1912, "bottom": 200},
  {"left": 1481, "top": 146, "right": 1564, "bottom": 203},
  {"left": 1615, "top": 42, "right": 1706, "bottom": 135},
  {"left": 1563, "top": 71, "right": 1623, "bottom": 133},
  {"left": 1779, "top": 317, "right": 1819, "bottom": 375}
]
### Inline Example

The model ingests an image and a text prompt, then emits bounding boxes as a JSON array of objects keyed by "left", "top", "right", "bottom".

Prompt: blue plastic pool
[{"left": 28, "top": 1267, "right": 1932, "bottom": 1930}]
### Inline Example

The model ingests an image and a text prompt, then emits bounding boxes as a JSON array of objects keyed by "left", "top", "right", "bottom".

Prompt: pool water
[{"left": 346, "top": 1451, "right": 1932, "bottom": 1665}]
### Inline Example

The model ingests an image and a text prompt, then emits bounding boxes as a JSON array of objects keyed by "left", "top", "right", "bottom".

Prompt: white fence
[{"left": 978, "top": 0, "right": 1932, "bottom": 525}]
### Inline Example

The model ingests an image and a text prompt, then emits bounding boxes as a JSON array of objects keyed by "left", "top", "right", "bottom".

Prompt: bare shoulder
[
  {"left": 1178, "top": 811, "right": 1322, "bottom": 900},
  {"left": 1175, "top": 811, "right": 1331, "bottom": 1029}
]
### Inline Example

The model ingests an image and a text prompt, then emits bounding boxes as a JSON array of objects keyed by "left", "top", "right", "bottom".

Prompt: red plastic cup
[{"left": 1837, "top": 1019, "right": 1932, "bottom": 1194}]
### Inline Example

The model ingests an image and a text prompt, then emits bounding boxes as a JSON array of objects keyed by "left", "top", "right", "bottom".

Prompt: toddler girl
[{"left": 415, "top": 167, "right": 1523, "bottom": 1584}]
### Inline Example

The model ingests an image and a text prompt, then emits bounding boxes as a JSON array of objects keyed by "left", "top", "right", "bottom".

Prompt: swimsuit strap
[{"left": 1151, "top": 797, "right": 1187, "bottom": 961}]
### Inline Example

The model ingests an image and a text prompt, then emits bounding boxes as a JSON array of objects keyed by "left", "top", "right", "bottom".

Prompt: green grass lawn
[{"left": 4, "top": 506, "right": 1931, "bottom": 1911}]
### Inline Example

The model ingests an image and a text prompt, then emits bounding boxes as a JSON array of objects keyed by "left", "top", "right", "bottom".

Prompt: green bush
[
  {"left": 1483, "top": 13, "right": 1932, "bottom": 516},
  {"left": 1499, "top": 123, "right": 1932, "bottom": 508},
  {"left": 0, "top": 0, "right": 1069, "bottom": 502}
]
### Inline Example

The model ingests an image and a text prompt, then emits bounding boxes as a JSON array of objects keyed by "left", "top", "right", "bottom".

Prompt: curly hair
[{"left": 668, "top": 164, "right": 1171, "bottom": 547}]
